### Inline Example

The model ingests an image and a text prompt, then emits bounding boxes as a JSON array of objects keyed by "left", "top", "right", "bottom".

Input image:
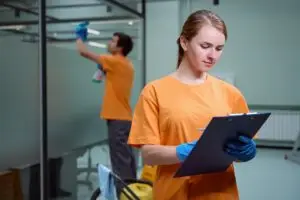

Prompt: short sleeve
[
  {"left": 128, "top": 85, "right": 161, "bottom": 148},
  {"left": 98, "top": 54, "right": 115, "bottom": 72},
  {"left": 232, "top": 93, "right": 249, "bottom": 114}
]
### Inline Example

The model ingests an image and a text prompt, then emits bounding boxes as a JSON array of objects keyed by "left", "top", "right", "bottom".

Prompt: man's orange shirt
[
  {"left": 128, "top": 74, "right": 250, "bottom": 200},
  {"left": 98, "top": 54, "right": 134, "bottom": 121}
]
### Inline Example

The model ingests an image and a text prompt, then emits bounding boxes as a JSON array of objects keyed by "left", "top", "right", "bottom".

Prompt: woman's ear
[{"left": 179, "top": 36, "right": 188, "bottom": 52}]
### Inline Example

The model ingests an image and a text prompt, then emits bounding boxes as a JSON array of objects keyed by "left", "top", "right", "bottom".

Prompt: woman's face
[{"left": 181, "top": 25, "right": 226, "bottom": 73}]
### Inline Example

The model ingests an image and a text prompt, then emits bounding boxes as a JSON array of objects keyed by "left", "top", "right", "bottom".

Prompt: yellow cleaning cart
[{"left": 90, "top": 165, "right": 157, "bottom": 200}]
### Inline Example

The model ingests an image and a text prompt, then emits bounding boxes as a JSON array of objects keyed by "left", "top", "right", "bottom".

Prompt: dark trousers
[{"left": 106, "top": 119, "right": 137, "bottom": 198}]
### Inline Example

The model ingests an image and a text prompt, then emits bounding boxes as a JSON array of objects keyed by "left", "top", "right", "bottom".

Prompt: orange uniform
[
  {"left": 128, "top": 74, "right": 249, "bottom": 200},
  {"left": 98, "top": 54, "right": 134, "bottom": 120}
]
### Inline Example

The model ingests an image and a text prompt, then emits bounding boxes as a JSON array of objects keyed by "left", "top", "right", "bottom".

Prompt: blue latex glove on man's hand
[
  {"left": 176, "top": 140, "right": 197, "bottom": 162},
  {"left": 75, "top": 21, "right": 89, "bottom": 41},
  {"left": 225, "top": 135, "right": 256, "bottom": 162}
]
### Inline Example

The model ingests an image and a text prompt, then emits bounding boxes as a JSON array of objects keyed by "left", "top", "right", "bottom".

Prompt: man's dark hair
[{"left": 113, "top": 32, "right": 133, "bottom": 56}]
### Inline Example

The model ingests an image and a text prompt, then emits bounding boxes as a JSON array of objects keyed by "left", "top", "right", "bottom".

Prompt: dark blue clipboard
[{"left": 173, "top": 112, "right": 271, "bottom": 178}]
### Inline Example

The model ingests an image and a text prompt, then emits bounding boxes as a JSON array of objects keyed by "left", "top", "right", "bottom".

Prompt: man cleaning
[{"left": 75, "top": 22, "right": 137, "bottom": 198}]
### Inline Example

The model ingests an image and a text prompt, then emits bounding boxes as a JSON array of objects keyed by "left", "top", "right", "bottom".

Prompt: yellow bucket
[
  {"left": 119, "top": 182, "right": 153, "bottom": 200},
  {"left": 140, "top": 165, "right": 157, "bottom": 183}
]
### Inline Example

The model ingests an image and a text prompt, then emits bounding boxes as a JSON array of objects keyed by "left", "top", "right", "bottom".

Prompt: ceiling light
[
  {"left": 88, "top": 28, "right": 100, "bottom": 35},
  {"left": 71, "top": 19, "right": 140, "bottom": 26},
  {"left": 128, "top": 21, "right": 134, "bottom": 26},
  {"left": 88, "top": 41, "right": 107, "bottom": 48},
  {"left": 0, "top": 25, "right": 26, "bottom": 30}
]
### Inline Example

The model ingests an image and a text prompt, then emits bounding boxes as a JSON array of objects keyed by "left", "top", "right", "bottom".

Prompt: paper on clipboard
[{"left": 196, "top": 112, "right": 259, "bottom": 132}]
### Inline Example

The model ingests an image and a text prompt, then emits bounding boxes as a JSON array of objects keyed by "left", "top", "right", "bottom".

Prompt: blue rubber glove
[
  {"left": 225, "top": 135, "right": 256, "bottom": 162},
  {"left": 75, "top": 21, "right": 89, "bottom": 41},
  {"left": 176, "top": 140, "right": 197, "bottom": 162}
]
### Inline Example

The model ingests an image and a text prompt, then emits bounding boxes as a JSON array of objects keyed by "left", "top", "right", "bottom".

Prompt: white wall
[
  {"left": 146, "top": 0, "right": 179, "bottom": 82},
  {"left": 145, "top": 0, "right": 300, "bottom": 106},
  {"left": 189, "top": 0, "right": 300, "bottom": 106}
]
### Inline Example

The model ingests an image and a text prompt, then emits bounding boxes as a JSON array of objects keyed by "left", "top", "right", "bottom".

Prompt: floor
[
  {"left": 234, "top": 148, "right": 300, "bottom": 200},
  {"left": 19, "top": 146, "right": 300, "bottom": 200}
]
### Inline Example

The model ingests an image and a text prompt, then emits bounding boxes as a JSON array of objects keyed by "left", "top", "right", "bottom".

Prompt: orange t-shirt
[
  {"left": 98, "top": 54, "right": 134, "bottom": 121},
  {"left": 128, "top": 74, "right": 249, "bottom": 200}
]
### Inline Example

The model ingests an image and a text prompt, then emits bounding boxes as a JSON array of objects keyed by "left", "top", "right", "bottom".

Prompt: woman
[{"left": 128, "top": 10, "right": 256, "bottom": 200}]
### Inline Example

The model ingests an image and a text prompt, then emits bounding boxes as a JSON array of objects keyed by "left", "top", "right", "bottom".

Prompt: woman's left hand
[{"left": 225, "top": 135, "right": 256, "bottom": 162}]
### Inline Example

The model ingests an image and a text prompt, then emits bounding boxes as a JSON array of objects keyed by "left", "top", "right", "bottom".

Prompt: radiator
[{"left": 251, "top": 109, "right": 300, "bottom": 141}]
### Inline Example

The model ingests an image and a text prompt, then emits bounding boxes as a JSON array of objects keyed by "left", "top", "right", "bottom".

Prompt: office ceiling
[
  {"left": 0, "top": 0, "right": 148, "bottom": 45},
  {"left": 0, "top": 0, "right": 173, "bottom": 55}
]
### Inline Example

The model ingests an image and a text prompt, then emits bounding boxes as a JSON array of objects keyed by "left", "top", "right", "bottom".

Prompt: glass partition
[
  {"left": 0, "top": 0, "right": 145, "bottom": 199},
  {"left": 0, "top": 4, "right": 40, "bottom": 198}
]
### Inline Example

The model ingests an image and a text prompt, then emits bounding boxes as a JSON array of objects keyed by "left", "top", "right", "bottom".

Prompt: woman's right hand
[
  {"left": 176, "top": 140, "right": 198, "bottom": 162},
  {"left": 140, "top": 141, "right": 198, "bottom": 166}
]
